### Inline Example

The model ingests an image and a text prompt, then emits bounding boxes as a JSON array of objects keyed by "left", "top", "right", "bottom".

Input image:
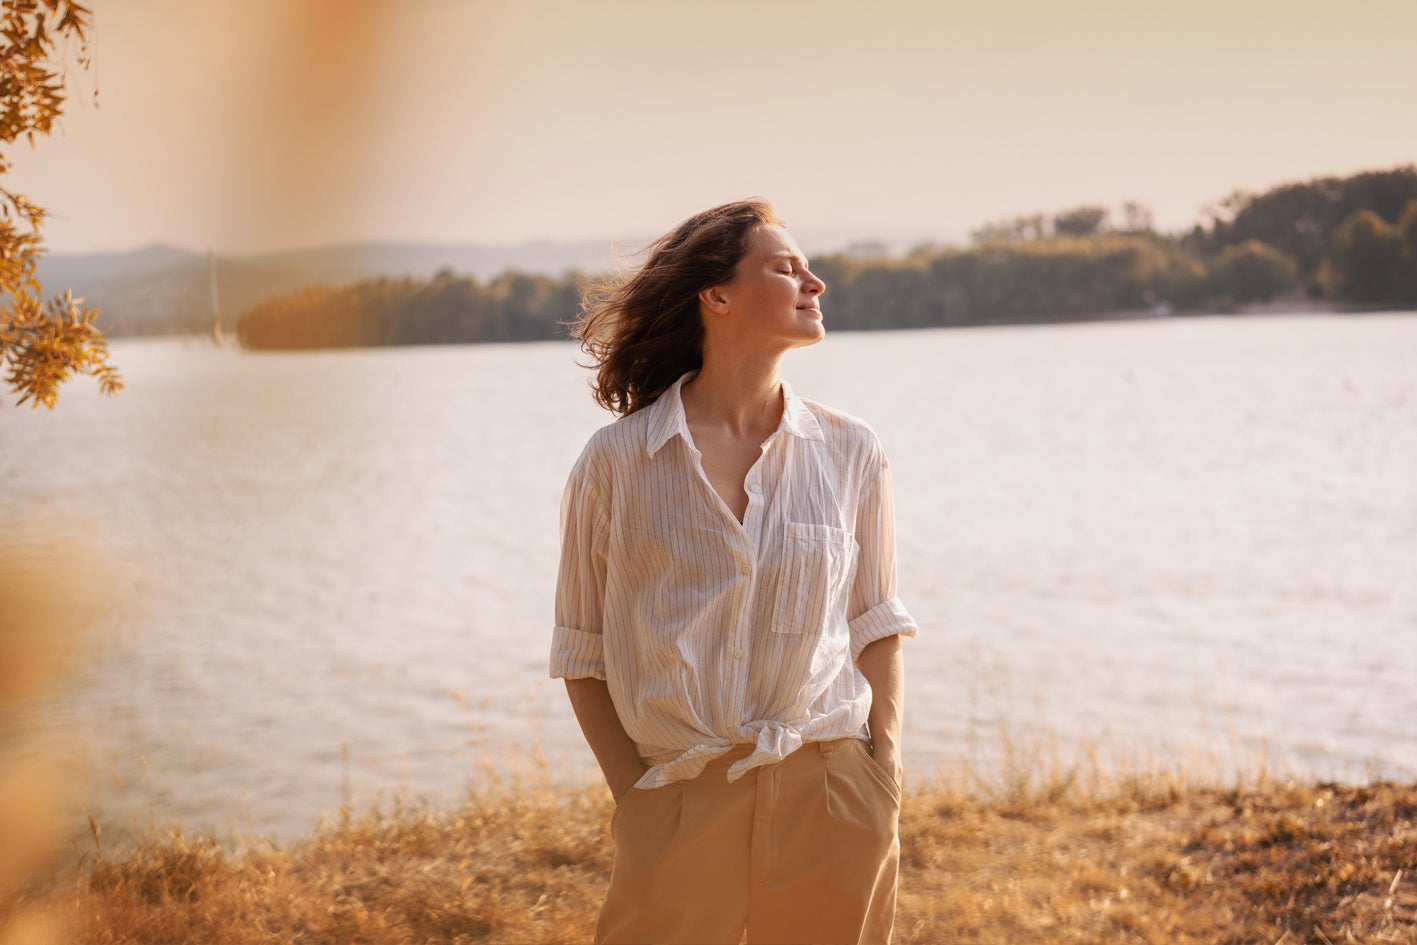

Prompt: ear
[{"left": 698, "top": 284, "right": 731, "bottom": 316}]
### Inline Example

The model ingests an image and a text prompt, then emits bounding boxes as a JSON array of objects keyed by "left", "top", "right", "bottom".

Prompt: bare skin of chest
[{"left": 691, "top": 426, "right": 767, "bottom": 524}]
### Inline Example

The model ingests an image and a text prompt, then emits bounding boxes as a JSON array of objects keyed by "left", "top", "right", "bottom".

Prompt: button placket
[
  {"left": 726, "top": 431, "right": 780, "bottom": 713},
  {"left": 731, "top": 449, "right": 771, "bottom": 684},
  {"left": 725, "top": 529, "right": 755, "bottom": 715}
]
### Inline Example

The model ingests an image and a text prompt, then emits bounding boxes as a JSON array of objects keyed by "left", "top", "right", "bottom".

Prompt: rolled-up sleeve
[
  {"left": 848, "top": 446, "right": 918, "bottom": 659},
  {"left": 550, "top": 448, "right": 610, "bottom": 680}
]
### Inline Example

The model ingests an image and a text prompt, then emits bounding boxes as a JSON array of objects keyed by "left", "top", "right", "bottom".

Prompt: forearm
[
  {"left": 856, "top": 634, "right": 905, "bottom": 782},
  {"left": 564, "top": 677, "right": 646, "bottom": 802}
]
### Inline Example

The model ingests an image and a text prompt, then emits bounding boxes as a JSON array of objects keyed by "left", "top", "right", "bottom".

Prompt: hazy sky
[{"left": 13, "top": 0, "right": 1417, "bottom": 255}]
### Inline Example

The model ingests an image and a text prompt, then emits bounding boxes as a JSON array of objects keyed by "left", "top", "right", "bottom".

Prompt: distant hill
[{"left": 32, "top": 239, "right": 633, "bottom": 337}]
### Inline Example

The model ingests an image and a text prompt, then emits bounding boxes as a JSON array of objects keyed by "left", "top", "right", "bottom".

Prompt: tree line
[
  {"left": 238, "top": 270, "right": 584, "bottom": 350},
  {"left": 238, "top": 166, "right": 1417, "bottom": 350}
]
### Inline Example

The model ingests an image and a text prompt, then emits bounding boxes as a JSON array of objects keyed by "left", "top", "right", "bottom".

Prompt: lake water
[{"left": 2, "top": 313, "right": 1414, "bottom": 844}]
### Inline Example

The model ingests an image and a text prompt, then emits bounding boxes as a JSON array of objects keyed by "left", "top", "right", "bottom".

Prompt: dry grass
[
  {"left": 0, "top": 769, "right": 1408, "bottom": 945},
  {"left": 59, "top": 787, "right": 613, "bottom": 945},
  {"left": 896, "top": 777, "right": 1416, "bottom": 943}
]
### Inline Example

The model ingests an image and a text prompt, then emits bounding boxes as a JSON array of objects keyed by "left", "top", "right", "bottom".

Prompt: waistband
[{"left": 692, "top": 736, "right": 865, "bottom": 775}]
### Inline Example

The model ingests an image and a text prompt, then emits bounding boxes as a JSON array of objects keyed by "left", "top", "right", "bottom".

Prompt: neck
[{"left": 681, "top": 353, "right": 785, "bottom": 439}]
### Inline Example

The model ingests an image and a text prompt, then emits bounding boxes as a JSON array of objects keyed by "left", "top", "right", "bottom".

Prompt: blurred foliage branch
[{"left": 0, "top": 0, "right": 119, "bottom": 408}]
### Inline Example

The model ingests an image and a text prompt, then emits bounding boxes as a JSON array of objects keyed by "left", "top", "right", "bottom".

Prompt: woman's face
[{"left": 706, "top": 224, "right": 827, "bottom": 353}]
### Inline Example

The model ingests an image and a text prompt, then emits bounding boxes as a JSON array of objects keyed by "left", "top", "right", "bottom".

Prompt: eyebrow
[{"left": 768, "top": 250, "right": 808, "bottom": 266}]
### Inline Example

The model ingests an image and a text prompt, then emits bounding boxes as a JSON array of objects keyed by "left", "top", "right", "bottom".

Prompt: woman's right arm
[
  {"left": 565, "top": 677, "right": 646, "bottom": 802},
  {"left": 552, "top": 446, "right": 643, "bottom": 800}
]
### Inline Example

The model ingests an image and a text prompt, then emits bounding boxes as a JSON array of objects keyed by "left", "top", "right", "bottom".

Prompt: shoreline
[{"left": 91, "top": 303, "right": 1417, "bottom": 346}]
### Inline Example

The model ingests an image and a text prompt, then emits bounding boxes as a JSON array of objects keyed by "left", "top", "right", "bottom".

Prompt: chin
[{"left": 794, "top": 326, "right": 826, "bottom": 347}]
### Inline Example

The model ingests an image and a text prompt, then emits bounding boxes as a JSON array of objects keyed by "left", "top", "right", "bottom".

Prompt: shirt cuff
[
  {"left": 548, "top": 625, "right": 606, "bottom": 680},
  {"left": 848, "top": 597, "right": 918, "bottom": 659}
]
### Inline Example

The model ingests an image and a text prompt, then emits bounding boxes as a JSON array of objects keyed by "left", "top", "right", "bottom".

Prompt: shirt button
[
  {"left": 739, "top": 565, "right": 752, "bottom": 575},
  {"left": 732, "top": 649, "right": 744, "bottom": 659},
  {"left": 746, "top": 482, "right": 759, "bottom": 494}
]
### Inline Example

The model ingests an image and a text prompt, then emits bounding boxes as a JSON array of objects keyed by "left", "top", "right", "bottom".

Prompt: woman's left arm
[
  {"left": 848, "top": 437, "right": 914, "bottom": 788},
  {"left": 856, "top": 633, "right": 904, "bottom": 787}
]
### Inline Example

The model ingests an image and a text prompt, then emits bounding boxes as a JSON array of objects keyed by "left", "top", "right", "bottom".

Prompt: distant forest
[{"left": 238, "top": 166, "right": 1417, "bottom": 350}]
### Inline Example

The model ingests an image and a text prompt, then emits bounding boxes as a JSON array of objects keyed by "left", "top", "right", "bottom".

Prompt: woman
[{"left": 551, "top": 199, "right": 916, "bottom": 945}]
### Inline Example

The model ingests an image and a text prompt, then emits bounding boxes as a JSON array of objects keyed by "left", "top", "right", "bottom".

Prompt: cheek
[
  {"left": 731, "top": 275, "right": 796, "bottom": 321},
  {"left": 742, "top": 284, "right": 789, "bottom": 314}
]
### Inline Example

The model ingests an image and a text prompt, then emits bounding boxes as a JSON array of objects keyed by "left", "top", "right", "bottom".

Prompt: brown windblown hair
[{"left": 572, "top": 199, "right": 784, "bottom": 416}]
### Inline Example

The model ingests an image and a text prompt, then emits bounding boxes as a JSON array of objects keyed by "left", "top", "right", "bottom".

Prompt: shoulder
[
  {"left": 798, "top": 396, "right": 887, "bottom": 461},
  {"left": 581, "top": 408, "right": 653, "bottom": 458},
  {"left": 571, "top": 409, "right": 654, "bottom": 485}
]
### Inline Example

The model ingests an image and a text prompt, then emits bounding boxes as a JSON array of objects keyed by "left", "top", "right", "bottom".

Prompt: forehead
[{"left": 747, "top": 224, "right": 805, "bottom": 260}]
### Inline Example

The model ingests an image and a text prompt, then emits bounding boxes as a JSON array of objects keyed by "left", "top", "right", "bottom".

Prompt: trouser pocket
[{"left": 849, "top": 738, "right": 902, "bottom": 804}]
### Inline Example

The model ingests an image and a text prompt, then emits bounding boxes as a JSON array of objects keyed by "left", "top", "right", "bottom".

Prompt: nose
[{"left": 803, "top": 268, "right": 825, "bottom": 296}]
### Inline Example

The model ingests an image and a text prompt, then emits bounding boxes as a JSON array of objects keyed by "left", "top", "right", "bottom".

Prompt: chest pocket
[{"left": 771, "top": 522, "right": 856, "bottom": 635}]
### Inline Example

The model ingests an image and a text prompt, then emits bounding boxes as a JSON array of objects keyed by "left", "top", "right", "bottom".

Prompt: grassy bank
[{"left": 7, "top": 772, "right": 1414, "bottom": 944}]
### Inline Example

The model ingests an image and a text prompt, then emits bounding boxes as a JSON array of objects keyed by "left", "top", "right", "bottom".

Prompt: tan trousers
[{"left": 596, "top": 738, "right": 901, "bottom": 945}]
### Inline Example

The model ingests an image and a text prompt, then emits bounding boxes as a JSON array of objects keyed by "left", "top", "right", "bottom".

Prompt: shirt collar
[
  {"left": 644, "top": 373, "right": 694, "bottom": 457},
  {"left": 645, "top": 371, "right": 825, "bottom": 457},
  {"left": 777, "top": 377, "right": 826, "bottom": 444}
]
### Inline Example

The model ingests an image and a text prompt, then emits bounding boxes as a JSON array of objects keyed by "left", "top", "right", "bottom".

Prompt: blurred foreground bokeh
[{"left": 0, "top": 524, "right": 113, "bottom": 945}]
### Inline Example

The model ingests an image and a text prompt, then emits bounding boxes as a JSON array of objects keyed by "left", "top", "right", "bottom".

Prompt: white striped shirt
[{"left": 551, "top": 372, "right": 917, "bottom": 788}]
